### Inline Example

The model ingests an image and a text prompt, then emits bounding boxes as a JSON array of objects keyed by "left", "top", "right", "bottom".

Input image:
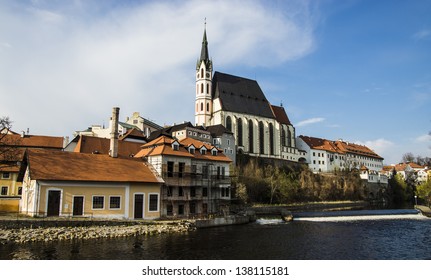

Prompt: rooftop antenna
[{"left": 280, "top": 100, "right": 283, "bottom": 107}]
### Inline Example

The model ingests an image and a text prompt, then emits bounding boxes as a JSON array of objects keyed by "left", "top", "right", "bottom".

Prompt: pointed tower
[{"left": 195, "top": 23, "right": 213, "bottom": 126}]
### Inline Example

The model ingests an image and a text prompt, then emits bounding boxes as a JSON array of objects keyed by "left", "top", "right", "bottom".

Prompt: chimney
[{"left": 109, "top": 107, "right": 120, "bottom": 158}]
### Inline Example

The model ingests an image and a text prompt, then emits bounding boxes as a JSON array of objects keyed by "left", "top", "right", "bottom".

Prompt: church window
[
  {"left": 201, "top": 68, "right": 204, "bottom": 78},
  {"left": 201, "top": 102, "right": 203, "bottom": 111},
  {"left": 259, "top": 121, "right": 264, "bottom": 154},
  {"left": 237, "top": 118, "right": 243, "bottom": 146},
  {"left": 281, "top": 127, "right": 286, "bottom": 146},
  {"left": 248, "top": 120, "right": 254, "bottom": 153},
  {"left": 206, "top": 102, "right": 209, "bottom": 112},
  {"left": 269, "top": 123, "right": 274, "bottom": 155},
  {"left": 206, "top": 84, "right": 209, "bottom": 95},
  {"left": 287, "top": 129, "right": 292, "bottom": 147},
  {"left": 226, "top": 116, "right": 232, "bottom": 132},
  {"left": 200, "top": 83, "right": 203, "bottom": 94}
]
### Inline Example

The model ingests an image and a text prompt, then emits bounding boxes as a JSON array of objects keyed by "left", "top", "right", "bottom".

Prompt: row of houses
[{"left": 1, "top": 108, "right": 233, "bottom": 220}]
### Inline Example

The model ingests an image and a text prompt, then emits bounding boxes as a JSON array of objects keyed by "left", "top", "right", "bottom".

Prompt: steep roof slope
[{"left": 212, "top": 71, "right": 275, "bottom": 119}]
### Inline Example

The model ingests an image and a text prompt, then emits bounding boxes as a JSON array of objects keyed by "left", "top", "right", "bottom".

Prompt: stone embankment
[{"left": 0, "top": 221, "right": 195, "bottom": 244}]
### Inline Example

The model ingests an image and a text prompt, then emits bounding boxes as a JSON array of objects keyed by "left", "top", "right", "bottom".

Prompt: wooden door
[
  {"left": 47, "top": 190, "right": 61, "bottom": 216},
  {"left": 134, "top": 194, "right": 144, "bottom": 219},
  {"left": 73, "top": 196, "right": 84, "bottom": 216}
]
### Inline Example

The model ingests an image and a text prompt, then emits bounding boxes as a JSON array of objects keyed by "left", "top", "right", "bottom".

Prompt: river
[{"left": 1, "top": 211, "right": 430, "bottom": 260}]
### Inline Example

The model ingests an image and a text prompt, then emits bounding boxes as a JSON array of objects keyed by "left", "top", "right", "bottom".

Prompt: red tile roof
[
  {"left": 25, "top": 149, "right": 161, "bottom": 183},
  {"left": 136, "top": 136, "right": 231, "bottom": 163},
  {"left": 1, "top": 134, "right": 63, "bottom": 149},
  {"left": 73, "top": 135, "right": 142, "bottom": 158},
  {"left": 299, "top": 135, "right": 383, "bottom": 159},
  {"left": 271, "top": 105, "right": 292, "bottom": 125}
]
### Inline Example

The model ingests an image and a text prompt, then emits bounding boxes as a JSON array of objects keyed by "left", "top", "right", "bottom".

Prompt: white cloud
[
  {"left": 296, "top": 117, "right": 325, "bottom": 127},
  {"left": 415, "top": 134, "right": 431, "bottom": 143},
  {"left": 413, "top": 29, "right": 431, "bottom": 40},
  {"left": 0, "top": 0, "right": 318, "bottom": 137}
]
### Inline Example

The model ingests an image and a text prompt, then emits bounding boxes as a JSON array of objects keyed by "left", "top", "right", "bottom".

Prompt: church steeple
[{"left": 195, "top": 21, "right": 213, "bottom": 126}]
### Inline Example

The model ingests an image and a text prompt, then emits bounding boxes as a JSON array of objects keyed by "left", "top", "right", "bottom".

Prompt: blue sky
[{"left": 0, "top": 0, "right": 430, "bottom": 164}]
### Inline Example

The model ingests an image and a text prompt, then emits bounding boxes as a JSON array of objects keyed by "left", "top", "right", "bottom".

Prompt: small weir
[
  {"left": 296, "top": 209, "right": 426, "bottom": 222},
  {"left": 255, "top": 209, "right": 425, "bottom": 223}
]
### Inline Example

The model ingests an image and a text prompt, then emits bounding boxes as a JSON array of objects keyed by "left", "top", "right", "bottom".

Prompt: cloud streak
[{"left": 296, "top": 117, "right": 325, "bottom": 127}]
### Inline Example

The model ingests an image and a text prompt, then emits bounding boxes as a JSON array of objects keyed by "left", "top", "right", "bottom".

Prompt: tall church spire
[{"left": 195, "top": 21, "right": 213, "bottom": 126}]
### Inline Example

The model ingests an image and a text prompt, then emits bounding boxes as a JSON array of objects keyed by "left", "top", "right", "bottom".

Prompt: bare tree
[
  {"left": 401, "top": 152, "right": 415, "bottom": 163},
  {"left": 0, "top": 117, "right": 20, "bottom": 170}
]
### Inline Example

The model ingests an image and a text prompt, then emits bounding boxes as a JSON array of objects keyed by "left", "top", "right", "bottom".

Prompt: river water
[{"left": 1, "top": 212, "right": 431, "bottom": 260}]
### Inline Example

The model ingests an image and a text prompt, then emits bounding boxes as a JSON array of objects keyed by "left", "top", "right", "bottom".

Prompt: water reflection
[{"left": 1, "top": 214, "right": 431, "bottom": 260}]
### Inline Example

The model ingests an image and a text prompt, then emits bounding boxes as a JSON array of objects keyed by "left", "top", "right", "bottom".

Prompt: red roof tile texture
[{"left": 26, "top": 149, "right": 161, "bottom": 183}]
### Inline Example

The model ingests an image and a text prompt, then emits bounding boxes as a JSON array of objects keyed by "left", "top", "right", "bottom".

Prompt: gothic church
[{"left": 194, "top": 27, "right": 302, "bottom": 162}]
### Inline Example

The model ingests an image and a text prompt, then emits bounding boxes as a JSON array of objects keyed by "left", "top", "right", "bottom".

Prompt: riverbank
[
  {"left": 416, "top": 205, "right": 431, "bottom": 217},
  {"left": 0, "top": 220, "right": 195, "bottom": 244}
]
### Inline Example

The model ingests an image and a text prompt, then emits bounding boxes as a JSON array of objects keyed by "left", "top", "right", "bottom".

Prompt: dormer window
[
  {"left": 189, "top": 145, "right": 196, "bottom": 154},
  {"left": 211, "top": 148, "right": 218, "bottom": 156},
  {"left": 172, "top": 141, "right": 180, "bottom": 151},
  {"left": 200, "top": 147, "right": 207, "bottom": 155}
]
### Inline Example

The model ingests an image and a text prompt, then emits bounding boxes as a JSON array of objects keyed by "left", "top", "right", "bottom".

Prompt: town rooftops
[
  {"left": 299, "top": 135, "right": 383, "bottom": 160},
  {"left": 136, "top": 136, "right": 231, "bottom": 163},
  {"left": 73, "top": 135, "right": 142, "bottom": 158},
  {"left": 212, "top": 71, "right": 275, "bottom": 119},
  {"left": 204, "top": 124, "right": 233, "bottom": 137},
  {"left": 299, "top": 135, "right": 339, "bottom": 153},
  {"left": 1, "top": 133, "right": 64, "bottom": 149},
  {"left": 21, "top": 149, "right": 161, "bottom": 183}
]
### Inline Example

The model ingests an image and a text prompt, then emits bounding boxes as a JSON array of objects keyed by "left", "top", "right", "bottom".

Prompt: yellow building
[{"left": 19, "top": 149, "right": 164, "bottom": 219}]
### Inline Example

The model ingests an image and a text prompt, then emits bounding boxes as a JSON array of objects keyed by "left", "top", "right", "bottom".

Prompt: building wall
[
  {"left": 1, "top": 171, "right": 21, "bottom": 196},
  {"left": 20, "top": 178, "right": 161, "bottom": 219}
]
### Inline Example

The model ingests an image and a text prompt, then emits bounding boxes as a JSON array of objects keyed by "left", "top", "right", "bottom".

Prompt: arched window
[
  {"left": 248, "top": 119, "right": 254, "bottom": 153},
  {"left": 201, "top": 68, "right": 204, "bottom": 78},
  {"left": 269, "top": 123, "right": 274, "bottom": 155},
  {"left": 237, "top": 118, "right": 243, "bottom": 146},
  {"left": 259, "top": 121, "right": 264, "bottom": 154},
  {"left": 287, "top": 129, "right": 292, "bottom": 147},
  {"left": 206, "top": 102, "right": 209, "bottom": 112},
  {"left": 200, "top": 83, "right": 203, "bottom": 94},
  {"left": 206, "top": 83, "right": 209, "bottom": 95},
  {"left": 281, "top": 126, "right": 286, "bottom": 147},
  {"left": 201, "top": 102, "right": 203, "bottom": 111},
  {"left": 226, "top": 116, "right": 232, "bottom": 132}
]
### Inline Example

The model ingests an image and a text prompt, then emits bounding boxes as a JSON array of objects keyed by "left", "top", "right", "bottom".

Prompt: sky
[{"left": 0, "top": 0, "right": 430, "bottom": 165}]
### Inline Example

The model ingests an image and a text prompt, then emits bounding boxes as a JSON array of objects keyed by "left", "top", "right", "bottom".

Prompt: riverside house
[
  {"left": 135, "top": 135, "right": 232, "bottom": 218},
  {"left": 18, "top": 149, "right": 164, "bottom": 219}
]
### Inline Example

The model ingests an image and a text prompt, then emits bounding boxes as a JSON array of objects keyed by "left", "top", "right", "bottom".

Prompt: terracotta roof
[
  {"left": 335, "top": 141, "right": 383, "bottom": 160},
  {"left": 119, "top": 128, "right": 146, "bottom": 142},
  {"left": 1, "top": 134, "right": 63, "bottom": 149},
  {"left": 271, "top": 105, "right": 292, "bottom": 125},
  {"left": 24, "top": 149, "right": 161, "bottom": 183},
  {"left": 299, "top": 135, "right": 383, "bottom": 160},
  {"left": 135, "top": 136, "right": 231, "bottom": 163},
  {"left": 393, "top": 162, "right": 425, "bottom": 172},
  {"left": 299, "top": 135, "right": 340, "bottom": 153},
  {"left": 73, "top": 135, "right": 142, "bottom": 158}
]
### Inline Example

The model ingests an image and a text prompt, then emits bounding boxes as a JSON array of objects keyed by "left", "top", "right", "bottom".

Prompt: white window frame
[
  {"left": 92, "top": 195, "right": 105, "bottom": 210},
  {"left": 109, "top": 195, "right": 122, "bottom": 210},
  {"left": 148, "top": 193, "right": 159, "bottom": 212}
]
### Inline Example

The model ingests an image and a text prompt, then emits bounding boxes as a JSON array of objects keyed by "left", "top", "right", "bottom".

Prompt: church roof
[
  {"left": 212, "top": 71, "right": 275, "bottom": 119},
  {"left": 271, "top": 105, "right": 292, "bottom": 125}
]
